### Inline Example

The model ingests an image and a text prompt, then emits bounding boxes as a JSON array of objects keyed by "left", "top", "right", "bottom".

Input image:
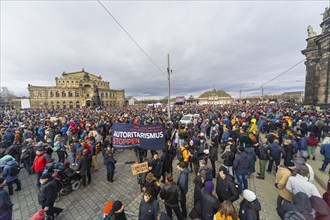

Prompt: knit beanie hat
[
  {"left": 112, "top": 200, "right": 123, "bottom": 212},
  {"left": 204, "top": 181, "right": 214, "bottom": 193},
  {"left": 243, "top": 189, "right": 256, "bottom": 202}
]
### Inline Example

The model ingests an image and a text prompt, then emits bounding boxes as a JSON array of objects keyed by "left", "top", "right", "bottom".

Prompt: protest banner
[
  {"left": 112, "top": 123, "right": 165, "bottom": 150},
  {"left": 131, "top": 162, "right": 149, "bottom": 175}
]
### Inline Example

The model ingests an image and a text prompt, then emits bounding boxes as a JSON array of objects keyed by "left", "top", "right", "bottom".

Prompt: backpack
[
  {"left": 9, "top": 164, "right": 20, "bottom": 176},
  {"left": 53, "top": 141, "right": 62, "bottom": 152},
  {"left": 177, "top": 148, "right": 186, "bottom": 162}
]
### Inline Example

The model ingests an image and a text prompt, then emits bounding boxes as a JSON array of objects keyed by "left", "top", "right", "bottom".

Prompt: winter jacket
[
  {"left": 193, "top": 175, "right": 203, "bottom": 205},
  {"left": 33, "top": 153, "right": 47, "bottom": 173},
  {"left": 321, "top": 139, "right": 330, "bottom": 160},
  {"left": 277, "top": 192, "right": 314, "bottom": 220},
  {"left": 283, "top": 144, "right": 294, "bottom": 166},
  {"left": 0, "top": 187, "right": 13, "bottom": 211},
  {"left": 233, "top": 151, "right": 252, "bottom": 174},
  {"left": 239, "top": 198, "right": 261, "bottom": 220},
  {"left": 200, "top": 188, "right": 219, "bottom": 220},
  {"left": 307, "top": 136, "right": 319, "bottom": 147},
  {"left": 2, "top": 159, "right": 19, "bottom": 183},
  {"left": 244, "top": 147, "right": 256, "bottom": 173},
  {"left": 209, "top": 145, "right": 218, "bottom": 161},
  {"left": 180, "top": 146, "right": 190, "bottom": 163},
  {"left": 148, "top": 158, "right": 163, "bottom": 178},
  {"left": 160, "top": 182, "right": 181, "bottom": 208},
  {"left": 38, "top": 178, "right": 58, "bottom": 207},
  {"left": 213, "top": 212, "right": 235, "bottom": 220},
  {"left": 310, "top": 196, "right": 330, "bottom": 220},
  {"left": 77, "top": 155, "right": 88, "bottom": 175},
  {"left": 215, "top": 175, "right": 239, "bottom": 203},
  {"left": 177, "top": 168, "right": 189, "bottom": 195},
  {"left": 105, "top": 155, "right": 116, "bottom": 172},
  {"left": 255, "top": 143, "right": 268, "bottom": 160},
  {"left": 268, "top": 142, "right": 284, "bottom": 160},
  {"left": 138, "top": 197, "right": 159, "bottom": 220},
  {"left": 298, "top": 137, "right": 308, "bottom": 151},
  {"left": 286, "top": 174, "right": 321, "bottom": 198},
  {"left": 221, "top": 151, "right": 235, "bottom": 167},
  {"left": 275, "top": 165, "right": 293, "bottom": 202},
  {"left": 323, "top": 178, "right": 330, "bottom": 208}
]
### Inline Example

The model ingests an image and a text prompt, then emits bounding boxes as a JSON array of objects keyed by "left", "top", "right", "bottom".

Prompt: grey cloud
[{"left": 0, "top": 1, "right": 327, "bottom": 99}]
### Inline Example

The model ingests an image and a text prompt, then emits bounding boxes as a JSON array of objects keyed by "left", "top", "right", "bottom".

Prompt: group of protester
[{"left": 0, "top": 103, "right": 329, "bottom": 220}]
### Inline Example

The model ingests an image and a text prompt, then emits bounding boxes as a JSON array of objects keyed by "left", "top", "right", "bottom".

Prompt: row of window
[
  {"left": 48, "top": 91, "right": 117, "bottom": 98},
  {"left": 57, "top": 80, "right": 107, "bottom": 87}
]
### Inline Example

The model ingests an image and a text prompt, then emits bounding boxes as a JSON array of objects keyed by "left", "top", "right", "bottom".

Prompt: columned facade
[{"left": 28, "top": 70, "right": 125, "bottom": 109}]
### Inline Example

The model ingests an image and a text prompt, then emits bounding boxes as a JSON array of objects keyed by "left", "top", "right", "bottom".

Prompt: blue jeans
[
  {"left": 321, "top": 158, "right": 330, "bottom": 172},
  {"left": 71, "top": 152, "right": 76, "bottom": 164},
  {"left": 36, "top": 172, "right": 43, "bottom": 187},
  {"left": 236, "top": 171, "right": 248, "bottom": 194}
]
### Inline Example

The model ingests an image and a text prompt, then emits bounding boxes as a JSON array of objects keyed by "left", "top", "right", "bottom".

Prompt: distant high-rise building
[{"left": 302, "top": 7, "right": 330, "bottom": 107}]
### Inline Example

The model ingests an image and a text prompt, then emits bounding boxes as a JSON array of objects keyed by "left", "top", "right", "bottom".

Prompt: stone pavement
[{"left": 10, "top": 144, "right": 327, "bottom": 220}]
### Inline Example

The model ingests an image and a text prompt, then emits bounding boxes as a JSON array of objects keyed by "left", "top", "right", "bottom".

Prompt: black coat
[
  {"left": 38, "top": 178, "right": 58, "bottom": 207},
  {"left": 208, "top": 145, "right": 218, "bottom": 161},
  {"left": 149, "top": 158, "right": 163, "bottom": 178},
  {"left": 105, "top": 155, "right": 116, "bottom": 172},
  {"left": 193, "top": 175, "right": 203, "bottom": 205},
  {"left": 77, "top": 155, "right": 88, "bottom": 175},
  {"left": 239, "top": 199, "right": 261, "bottom": 220},
  {"left": 221, "top": 151, "right": 235, "bottom": 167},
  {"left": 200, "top": 188, "right": 219, "bottom": 220},
  {"left": 215, "top": 175, "right": 239, "bottom": 203},
  {"left": 159, "top": 182, "right": 181, "bottom": 208}
]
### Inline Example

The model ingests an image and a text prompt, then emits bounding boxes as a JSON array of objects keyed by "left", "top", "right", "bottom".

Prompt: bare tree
[{"left": 0, "top": 87, "right": 16, "bottom": 99}]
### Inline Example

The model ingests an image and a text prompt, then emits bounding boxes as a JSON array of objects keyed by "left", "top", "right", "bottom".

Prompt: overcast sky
[{"left": 1, "top": 1, "right": 329, "bottom": 99}]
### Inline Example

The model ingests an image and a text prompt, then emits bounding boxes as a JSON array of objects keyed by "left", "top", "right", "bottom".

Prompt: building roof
[{"left": 198, "top": 89, "right": 231, "bottom": 98}]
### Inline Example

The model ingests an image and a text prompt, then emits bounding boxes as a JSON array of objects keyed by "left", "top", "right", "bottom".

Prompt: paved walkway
[{"left": 10, "top": 142, "right": 327, "bottom": 220}]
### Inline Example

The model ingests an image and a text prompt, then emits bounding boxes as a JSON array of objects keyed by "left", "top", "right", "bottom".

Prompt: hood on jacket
[
  {"left": 293, "top": 192, "right": 312, "bottom": 213},
  {"left": 251, "top": 198, "right": 261, "bottom": 211},
  {"left": 6, "top": 159, "right": 16, "bottom": 166}
]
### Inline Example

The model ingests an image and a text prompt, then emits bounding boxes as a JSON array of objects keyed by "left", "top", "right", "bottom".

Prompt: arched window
[
  {"left": 50, "top": 91, "right": 54, "bottom": 97},
  {"left": 63, "top": 101, "right": 66, "bottom": 109},
  {"left": 68, "top": 91, "right": 73, "bottom": 97},
  {"left": 56, "top": 101, "right": 60, "bottom": 109},
  {"left": 101, "top": 92, "right": 104, "bottom": 98},
  {"left": 62, "top": 91, "right": 66, "bottom": 97},
  {"left": 76, "top": 101, "right": 80, "bottom": 108},
  {"left": 69, "top": 101, "right": 73, "bottom": 109},
  {"left": 75, "top": 91, "right": 79, "bottom": 97},
  {"left": 56, "top": 91, "right": 60, "bottom": 97}
]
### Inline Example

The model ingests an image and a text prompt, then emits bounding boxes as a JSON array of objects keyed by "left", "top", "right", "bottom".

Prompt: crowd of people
[{"left": 0, "top": 103, "right": 330, "bottom": 220}]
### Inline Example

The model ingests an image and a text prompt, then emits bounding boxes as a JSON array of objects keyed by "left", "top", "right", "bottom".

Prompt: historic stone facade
[
  {"left": 302, "top": 7, "right": 330, "bottom": 107},
  {"left": 28, "top": 69, "right": 125, "bottom": 109}
]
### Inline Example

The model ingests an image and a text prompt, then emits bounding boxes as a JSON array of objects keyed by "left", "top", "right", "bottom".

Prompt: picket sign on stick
[{"left": 130, "top": 162, "right": 149, "bottom": 175}]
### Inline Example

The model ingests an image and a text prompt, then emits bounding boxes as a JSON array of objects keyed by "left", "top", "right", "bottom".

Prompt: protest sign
[
  {"left": 131, "top": 162, "right": 149, "bottom": 175},
  {"left": 112, "top": 123, "right": 165, "bottom": 150}
]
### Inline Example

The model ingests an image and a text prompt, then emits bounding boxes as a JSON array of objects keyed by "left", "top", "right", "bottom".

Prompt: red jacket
[
  {"left": 307, "top": 136, "right": 319, "bottom": 147},
  {"left": 33, "top": 154, "right": 47, "bottom": 172}
]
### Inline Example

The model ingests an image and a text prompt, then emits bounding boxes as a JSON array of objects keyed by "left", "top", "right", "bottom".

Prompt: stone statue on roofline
[
  {"left": 307, "top": 25, "right": 317, "bottom": 38},
  {"left": 322, "top": 7, "right": 329, "bottom": 21}
]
